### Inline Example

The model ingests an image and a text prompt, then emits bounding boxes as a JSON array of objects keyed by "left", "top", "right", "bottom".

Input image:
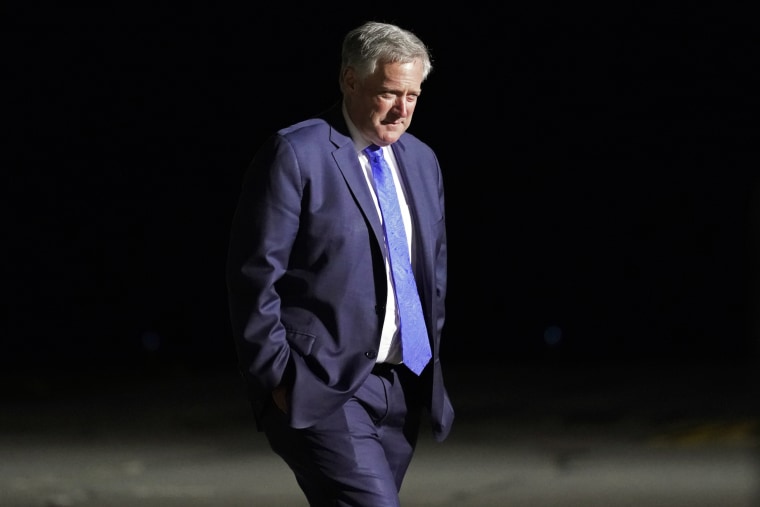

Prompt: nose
[{"left": 394, "top": 96, "right": 409, "bottom": 116}]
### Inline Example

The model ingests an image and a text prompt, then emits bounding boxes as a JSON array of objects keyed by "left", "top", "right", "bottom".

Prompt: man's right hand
[{"left": 272, "top": 385, "right": 289, "bottom": 413}]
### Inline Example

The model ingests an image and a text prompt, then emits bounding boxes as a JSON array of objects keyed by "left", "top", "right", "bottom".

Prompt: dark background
[{"left": 5, "top": 5, "right": 759, "bottom": 382}]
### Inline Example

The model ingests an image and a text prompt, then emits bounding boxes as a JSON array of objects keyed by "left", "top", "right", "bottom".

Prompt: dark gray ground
[{"left": 2, "top": 359, "right": 758, "bottom": 507}]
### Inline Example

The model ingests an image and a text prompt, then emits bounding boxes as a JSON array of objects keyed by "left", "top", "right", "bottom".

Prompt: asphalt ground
[{"left": 1, "top": 358, "right": 759, "bottom": 507}]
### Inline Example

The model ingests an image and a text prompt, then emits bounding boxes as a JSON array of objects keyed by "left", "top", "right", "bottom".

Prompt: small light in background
[
  {"left": 543, "top": 325, "right": 562, "bottom": 346},
  {"left": 140, "top": 330, "right": 162, "bottom": 352}
]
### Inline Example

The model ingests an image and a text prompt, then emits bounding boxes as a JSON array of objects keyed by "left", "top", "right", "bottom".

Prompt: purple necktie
[{"left": 364, "top": 144, "right": 432, "bottom": 375}]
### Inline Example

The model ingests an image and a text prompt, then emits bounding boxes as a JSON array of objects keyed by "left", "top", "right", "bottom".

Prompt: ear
[{"left": 342, "top": 66, "right": 357, "bottom": 92}]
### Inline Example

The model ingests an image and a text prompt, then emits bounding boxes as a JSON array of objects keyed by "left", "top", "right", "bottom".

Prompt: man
[{"left": 226, "top": 20, "right": 454, "bottom": 506}]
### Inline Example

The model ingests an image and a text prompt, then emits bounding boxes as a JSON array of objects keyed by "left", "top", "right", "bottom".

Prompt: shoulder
[
  {"left": 258, "top": 113, "right": 351, "bottom": 164},
  {"left": 394, "top": 132, "right": 437, "bottom": 161},
  {"left": 277, "top": 118, "right": 331, "bottom": 142},
  {"left": 257, "top": 118, "right": 336, "bottom": 159}
]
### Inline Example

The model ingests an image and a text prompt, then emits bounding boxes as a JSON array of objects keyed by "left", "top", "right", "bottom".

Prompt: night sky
[{"left": 5, "top": 5, "right": 759, "bottom": 379}]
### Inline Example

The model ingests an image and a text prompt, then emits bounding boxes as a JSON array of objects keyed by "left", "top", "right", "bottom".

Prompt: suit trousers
[{"left": 262, "top": 363, "right": 423, "bottom": 507}]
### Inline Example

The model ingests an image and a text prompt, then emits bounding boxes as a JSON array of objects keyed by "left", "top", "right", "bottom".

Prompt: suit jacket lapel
[
  {"left": 327, "top": 126, "right": 386, "bottom": 251},
  {"left": 390, "top": 141, "right": 433, "bottom": 310}
]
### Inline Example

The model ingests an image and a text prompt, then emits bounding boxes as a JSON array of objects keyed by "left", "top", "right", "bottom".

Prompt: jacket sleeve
[{"left": 226, "top": 134, "right": 302, "bottom": 393}]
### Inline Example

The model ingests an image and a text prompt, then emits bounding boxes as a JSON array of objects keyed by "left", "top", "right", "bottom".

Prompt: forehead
[{"left": 368, "top": 59, "right": 424, "bottom": 88}]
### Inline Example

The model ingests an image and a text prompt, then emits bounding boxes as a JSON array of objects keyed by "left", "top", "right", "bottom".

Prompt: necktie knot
[{"left": 364, "top": 144, "right": 383, "bottom": 163}]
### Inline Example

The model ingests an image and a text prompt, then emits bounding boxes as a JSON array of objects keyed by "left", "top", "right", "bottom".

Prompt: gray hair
[{"left": 340, "top": 21, "right": 433, "bottom": 87}]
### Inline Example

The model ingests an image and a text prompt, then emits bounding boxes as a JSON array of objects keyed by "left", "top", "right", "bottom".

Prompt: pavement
[{"left": 1, "top": 358, "right": 759, "bottom": 507}]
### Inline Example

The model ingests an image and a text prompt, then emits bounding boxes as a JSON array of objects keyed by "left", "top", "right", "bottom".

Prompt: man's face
[{"left": 343, "top": 59, "right": 424, "bottom": 147}]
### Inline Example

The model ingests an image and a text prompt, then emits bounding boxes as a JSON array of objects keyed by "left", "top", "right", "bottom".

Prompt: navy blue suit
[{"left": 226, "top": 103, "right": 454, "bottom": 504}]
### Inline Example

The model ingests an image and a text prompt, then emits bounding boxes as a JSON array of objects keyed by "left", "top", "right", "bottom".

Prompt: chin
[{"left": 382, "top": 129, "right": 405, "bottom": 142}]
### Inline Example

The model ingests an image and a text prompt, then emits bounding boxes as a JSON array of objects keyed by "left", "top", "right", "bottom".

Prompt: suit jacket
[{"left": 226, "top": 103, "right": 454, "bottom": 442}]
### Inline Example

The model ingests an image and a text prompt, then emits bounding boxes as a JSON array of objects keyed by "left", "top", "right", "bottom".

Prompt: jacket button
[{"left": 364, "top": 351, "right": 377, "bottom": 359}]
